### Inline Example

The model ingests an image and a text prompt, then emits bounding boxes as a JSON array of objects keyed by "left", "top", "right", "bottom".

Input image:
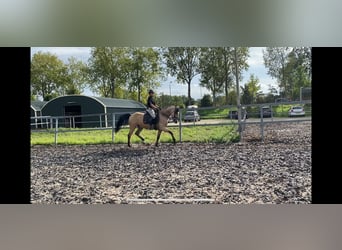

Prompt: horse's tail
[{"left": 115, "top": 113, "right": 131, "bottom": 133}]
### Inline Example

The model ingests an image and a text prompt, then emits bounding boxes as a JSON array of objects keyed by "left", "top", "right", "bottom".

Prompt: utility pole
[{"left": 169, "top": 81, "right": 172, "bottom": 96}]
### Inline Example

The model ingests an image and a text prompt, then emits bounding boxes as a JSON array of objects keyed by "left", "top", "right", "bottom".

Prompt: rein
[
  {"left": 159, "top": 107, "right": 175, "bottom": 118},
  {"left": 159, "top": 106, "right": 178, "bottom": 122}
]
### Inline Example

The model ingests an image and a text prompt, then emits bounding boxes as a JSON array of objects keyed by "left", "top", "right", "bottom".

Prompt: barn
[
  {"left": 41, "top": 95, "right": 146, "bottom": 128},
  {"left": 31, "top": 100, "right": 48, "bottom": 128}
]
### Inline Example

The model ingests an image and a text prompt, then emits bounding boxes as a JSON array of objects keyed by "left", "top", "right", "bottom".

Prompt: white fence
[{"left": 31, "top": 100, "right": 311, "bottom": 144}]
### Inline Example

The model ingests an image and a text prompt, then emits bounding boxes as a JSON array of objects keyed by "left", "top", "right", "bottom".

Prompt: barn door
[{"left": 64, "top": 105, "right": 82, "bottom": 128}]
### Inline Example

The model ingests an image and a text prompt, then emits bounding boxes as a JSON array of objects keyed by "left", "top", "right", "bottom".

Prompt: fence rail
[{"left": 31, "top": 100, "right": 311, "bottom": 144}]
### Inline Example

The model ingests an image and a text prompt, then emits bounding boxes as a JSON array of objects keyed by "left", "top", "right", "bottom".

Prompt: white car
[
  {"left": 288, "top": 106, "right": 305, "bottom": 117},
  {"left": 183, "top": 110, "right": 200, "bottom": 122}
]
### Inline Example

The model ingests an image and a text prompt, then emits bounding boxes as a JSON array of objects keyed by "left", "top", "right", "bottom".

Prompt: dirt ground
[{"left": 31, "top": 121, "right": 311, "bottom": 204}]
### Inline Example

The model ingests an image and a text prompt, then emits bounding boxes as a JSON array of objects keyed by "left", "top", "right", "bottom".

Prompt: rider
[{"left": 146, "top": 89, "right": 159, "bottom": 129}]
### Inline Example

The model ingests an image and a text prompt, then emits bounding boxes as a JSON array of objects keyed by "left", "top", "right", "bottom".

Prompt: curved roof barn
[{"left": 41, "top": 95, "right": 146, "bottom": 128}]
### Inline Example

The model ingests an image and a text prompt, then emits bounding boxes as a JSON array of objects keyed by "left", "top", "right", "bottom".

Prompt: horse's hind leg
[
  {"left": 127, "top": 126, "right": 136, "bottom": 147},
  {"left": 135, "top": 126, "right": 145, "bottom": 143}
]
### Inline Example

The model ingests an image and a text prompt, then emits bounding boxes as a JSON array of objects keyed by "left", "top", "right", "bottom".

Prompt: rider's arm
[
  {"left": 148, "top": 98, "right": 158, "bottom": 109},
  {"left": 150, "top": 103, "right": 158, "bottom": 109}
]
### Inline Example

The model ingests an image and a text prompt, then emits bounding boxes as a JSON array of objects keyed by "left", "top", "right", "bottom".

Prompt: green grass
[
  {"left": 188, "top": 108, "right": 229, "bottom": 119},
  {"left": 31, "top": 125, "right": 240, "bottom": 145},
  {"left": 180, "top": 125, "right": 239, "bottom": 143}
]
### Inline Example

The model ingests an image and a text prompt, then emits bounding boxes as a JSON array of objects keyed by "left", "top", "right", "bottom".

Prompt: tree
[
  {"left": 200, "top": 94, "right": 213, "bottom": 107},
  {"left": 64, "top": 56, "right": 88, "bottom": 95},
  {"left": 163, "top": 47, "right": 201, "bottom": 106},
  {"left": 263, "top": 47, "right": 291, "bottom": 98},
  {"left": 156, "top": 93, "right": 185, "bottom": 108},
  {"left": 227, "top": 89, "right": 237, "bottom": 105},
  {"left": 214, "top": 47, "right": 237, "bottom": 104},
  {"left": 293, "top": 47, "right": 312, "bottom": 80},
  {"left": 198, "top": 48, "right": 225, "bottom": 106},
  {"left": 263, "top": 47, "right": 311, "bottom": 100},
  {"left": 220, "top": 47, "right": 235, "bottom": 104},
  {"left": 242, "top": 74, "right": 261, "bottom": 104},
  {"left": 284, "top": 47, "right": 312, "bottom": 100},
  {"left": 198, "top": 47, "right": 249, "bottom": 106},
  {"left": 240, "top": 85, "right": 253, "bottom": 104},
  {"left": 233, "top": 47, "right": 250, "bottom": 126},
  {"left": 126, "top": 47, "right": 162, "bottom": 102},
  {"left": 87, "top": 47, "right": 129, "bottom": 98},
  {"left": 268, "top": 83, "right": 278, "bottom": 96},
  {"left": 231, "top": 47, "right": 250, "bottom": 82},
  {"left": 31, "top": 51, "right": 68, "bottom": 101},
  {"left": 213, "top": 95, "right": 227, "bottom": 107}
]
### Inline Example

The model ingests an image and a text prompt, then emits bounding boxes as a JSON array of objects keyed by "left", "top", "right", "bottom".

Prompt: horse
[{"left": 115, "top": 105, "right": 179, "bottom": 147}]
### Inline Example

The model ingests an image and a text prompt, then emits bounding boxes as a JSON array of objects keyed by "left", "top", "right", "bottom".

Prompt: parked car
[
  {"left": 258, "top": 106, "right": 273, "bottom": 118},
  {"left": 288, "top": 106, "right": 305, "bottom": 117},
  {"left": 228, "top": 108, "right": 248, "bottom": 119},
  {"left": 183, "top": 110, "right": 200, "bottom": 122}
]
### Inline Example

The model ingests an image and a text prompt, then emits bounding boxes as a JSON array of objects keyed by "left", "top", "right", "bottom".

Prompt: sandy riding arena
[{"left": 31, "top": 121, "right": 311, "bottom": 204}]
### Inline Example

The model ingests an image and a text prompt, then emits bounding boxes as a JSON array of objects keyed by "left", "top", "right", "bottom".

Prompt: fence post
[
  {"left": 54, "top": 118, "right": 58, "bottom": 145},
  {"left": 178, "top": 110, "right": 182, "bottom": 142},
  {"left": 260, "top": 107, "right": 264, "bottom": 142},
  {"left": 239, "top": 119, "right": 246, "bottom": 141},
  {"left": 112, "top": 113, "right": 115, "bottom": 143}
]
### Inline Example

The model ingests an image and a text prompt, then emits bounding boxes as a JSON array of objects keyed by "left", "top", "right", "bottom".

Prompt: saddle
[{"left": 143, "top": 109, "right": 159, "bottom": 125}]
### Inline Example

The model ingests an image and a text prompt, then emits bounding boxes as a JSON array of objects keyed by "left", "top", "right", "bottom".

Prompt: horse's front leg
[
  {"left": 155, "top": 130, "right": 162, "bottom": 147},
  {"left": 166, "top": 129, "right": 176, "bottom": 144},
  {"left": 155, "top": 128, "right": 176, "bottom": 146}
]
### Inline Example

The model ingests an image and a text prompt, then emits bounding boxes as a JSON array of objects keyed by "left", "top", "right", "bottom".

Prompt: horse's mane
[
  {"left": 159, "top": 105, "right": 176, "bottom": 118},
  {"left": 163, "top": 105, "right": 175, "bottom": 111}
]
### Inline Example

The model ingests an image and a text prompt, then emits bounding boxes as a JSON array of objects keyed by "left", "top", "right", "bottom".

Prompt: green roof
[{"left": 92, "top": 96, "right": 146, "bottom": 109}]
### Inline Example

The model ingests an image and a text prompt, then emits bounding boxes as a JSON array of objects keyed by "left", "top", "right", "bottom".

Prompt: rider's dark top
[{"left": 147, "top": 96, "right": 156, "bottom": 108}]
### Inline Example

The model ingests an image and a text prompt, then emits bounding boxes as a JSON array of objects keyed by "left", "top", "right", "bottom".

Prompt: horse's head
[
  {"left": 161, "top": 105, "right": 179, "bottom": 124},
  {"left": 171, "top": 106, "right": 179, "bottom": 123}
]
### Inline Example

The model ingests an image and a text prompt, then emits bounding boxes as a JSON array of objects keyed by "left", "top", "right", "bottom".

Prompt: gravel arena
[{"left": 31, "top": 121, "right": 311, "bottom": 204}]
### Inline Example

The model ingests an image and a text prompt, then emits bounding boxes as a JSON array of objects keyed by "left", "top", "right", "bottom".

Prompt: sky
[{"left": 30, "top": 47, "right": 278, "bottom": 100}]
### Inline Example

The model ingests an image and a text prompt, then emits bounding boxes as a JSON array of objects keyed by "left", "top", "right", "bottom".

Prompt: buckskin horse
[{"left": 115, "top": 105, "right": 179, "bottom": 147}]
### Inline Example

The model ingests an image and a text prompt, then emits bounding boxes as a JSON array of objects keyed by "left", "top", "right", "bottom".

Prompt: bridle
[
  {"left": 170, "top": 107, "right": 179, "bottom": 123},
  {"left": 160, "top": 106, "right": 179, "bottom": 123}
]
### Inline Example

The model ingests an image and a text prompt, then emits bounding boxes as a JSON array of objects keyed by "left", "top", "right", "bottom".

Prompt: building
[{"left": 41, "top": 95, "right": 146, "bottom": 128}]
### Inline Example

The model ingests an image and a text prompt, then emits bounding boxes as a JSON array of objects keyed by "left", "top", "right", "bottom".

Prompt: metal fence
[
  {"left": 30, "top": 112, "right": 131, "bottom": 144},
  {"left": 31, "top": 100, "right": 311, "bottom": 144}
]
